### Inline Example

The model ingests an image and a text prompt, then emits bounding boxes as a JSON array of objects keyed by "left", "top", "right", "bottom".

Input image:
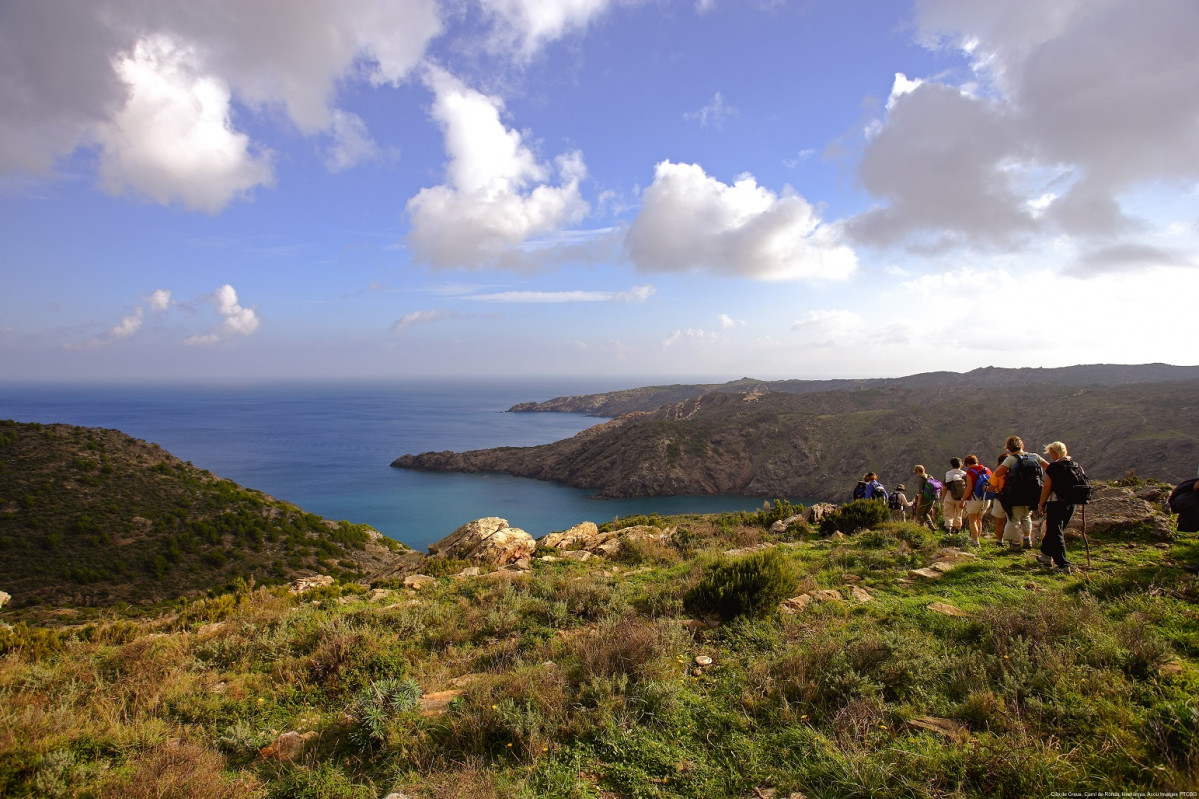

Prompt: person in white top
[{"left": 943, "top": 457, "right": 968, "bottom": 534}]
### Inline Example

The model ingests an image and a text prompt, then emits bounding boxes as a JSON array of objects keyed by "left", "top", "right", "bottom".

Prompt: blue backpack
[{"left": 969, "top": 465, "right": 992, "bottom": 499}]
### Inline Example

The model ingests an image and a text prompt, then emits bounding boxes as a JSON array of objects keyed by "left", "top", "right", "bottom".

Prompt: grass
[{"left": 1, "top": 508, "right": 1197, "bottom": 797}]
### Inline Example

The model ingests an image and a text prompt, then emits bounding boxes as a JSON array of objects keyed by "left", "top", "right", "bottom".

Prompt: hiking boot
[
  {"left": 1057, "top": 565, "right": 1074, "bottom": 575},
  {"left": 1034, "top": 553, "right": 1054, "bottom": 567},
  {"left": 1007, "top": 542, "right": 1022, "bottom": 553},
  {"left": 1022, "top": 539, "right": 1032, "bottom": 550}
]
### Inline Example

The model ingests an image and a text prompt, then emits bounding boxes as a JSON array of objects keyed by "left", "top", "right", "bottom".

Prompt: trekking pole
[{"left": 1080, "top": 504, "right": 1091, "bottom": 575}]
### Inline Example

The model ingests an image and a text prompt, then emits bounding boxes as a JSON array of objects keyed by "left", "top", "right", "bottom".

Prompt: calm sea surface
[{"left": 0, "top": 381, "right": 779, "bottom": 551}]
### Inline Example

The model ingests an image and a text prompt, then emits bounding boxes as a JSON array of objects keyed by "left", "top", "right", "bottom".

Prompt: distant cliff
[
  {"left": 397, "top": 372, "right": 1199, "bottom": 501},
  {"left": 506, "top": 364, "right": 1199, "bottom": 417}
]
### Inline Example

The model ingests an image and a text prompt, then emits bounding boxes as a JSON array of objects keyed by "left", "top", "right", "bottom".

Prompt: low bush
[
  {"left": 818, "top": 500, "right": 891, "bottom": 536},
  {"left": 684, "top": 548, "right": 798, "bottom": 620}
]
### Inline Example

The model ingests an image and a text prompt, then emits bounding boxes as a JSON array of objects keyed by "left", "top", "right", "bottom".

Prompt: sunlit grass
[{"left": 1, "top": 507, "right": 1197, "bottom": 797}]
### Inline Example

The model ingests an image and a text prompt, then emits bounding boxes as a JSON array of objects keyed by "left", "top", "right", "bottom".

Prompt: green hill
[{"left": 0, "top": 420, "right": 407, "bottom": 613}]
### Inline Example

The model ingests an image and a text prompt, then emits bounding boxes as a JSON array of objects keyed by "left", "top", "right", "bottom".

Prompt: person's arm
[
  {"left": 965, "top": 470, "right": 978, "bottom": 497},
  {"left": 1038, "top": 472, "right": 1054, "bottom": 512}
]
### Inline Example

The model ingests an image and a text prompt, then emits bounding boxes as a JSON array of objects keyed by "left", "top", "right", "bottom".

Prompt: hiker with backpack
[
  {"left": 988, "top": 452, "right": 1008, "bottom": 545},
  {"left": 911, "top": 465, "right": 942, "bottom": 530},
  {"left": 992, "top": 435, "right": 1048, "bottom": 552},
  {"left": 1169, "top": 468, "right": 1199, "bottom": 574},
  {"left": 1167, "top": 467, "right": 1199, "bottom": 534},
  {"left": 852, "top": 472, "right": 888, "bottom": 503},
  {"left": 1035, "top": 441, "right": 1088, "bottom": 574},
  {"left": 963, "top": 454, "right": 992, "bottom": 546},
  {"left": 943, "top": 457, "right": 969, "bottom": 534},
  {"left": 889, "top": 483, "right": 911, "bottom": 521}
]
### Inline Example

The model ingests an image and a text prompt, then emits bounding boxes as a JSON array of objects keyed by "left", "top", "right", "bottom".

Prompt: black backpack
[
  {"left": 1168, "top": 479, "right": 1199, "bottom": 533},
  {"left": 888, "top": 491, "right": 904, "bottom": 511},
  {"left": 852, "top": 481, "right": 868, "bottom": 501},
  {"left": 1052, "top": 458, "right": 1092, "bottom": 505},
  {"left": 1003, "top": 453, "right": 1044, "bottom": 507}
]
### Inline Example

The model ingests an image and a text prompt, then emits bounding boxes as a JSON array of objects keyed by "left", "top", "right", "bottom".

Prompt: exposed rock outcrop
[
  {"left": 537, "top": 521, "right": 673, "bottom": 559},
  {"left": 428, "top": 517, "right": 536, "bottom": 566},
  {"left": 1068, "top": 484, "right": 1173, "bottom": 539}
]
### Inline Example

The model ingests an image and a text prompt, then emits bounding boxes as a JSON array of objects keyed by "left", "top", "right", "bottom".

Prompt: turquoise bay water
[{"left": 0, "top": 381, "right": 784, "bottom": 551}]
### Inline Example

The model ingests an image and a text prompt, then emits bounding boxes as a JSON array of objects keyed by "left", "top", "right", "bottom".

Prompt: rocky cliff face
[{"left": 396, "top": 377, "right": 1199, "bottom": 502}]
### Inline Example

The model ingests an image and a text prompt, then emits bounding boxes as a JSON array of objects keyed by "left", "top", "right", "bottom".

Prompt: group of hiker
[{"left": 850, "top": 435, "right": 1091, "bottom": 574}]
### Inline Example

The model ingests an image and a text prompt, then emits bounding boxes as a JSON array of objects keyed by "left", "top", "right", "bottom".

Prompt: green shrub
[
  {"left": 818, "top": 499, "right": 891, "bottom": 536},
  {"left": 684, "top": 548, "right": 798, "bottom": 619},
  {"left": 350, "top": 677, "right": 421, "bottom": 747}
]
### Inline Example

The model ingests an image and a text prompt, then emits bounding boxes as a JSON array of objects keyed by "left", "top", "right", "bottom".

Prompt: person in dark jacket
[
  {"left": 1169, "top": 468, "right": 1199, "bottom": 574},
  {"left": 1168, "top": 468, "right": 1199, "bottom": 534},
  {"left": 1036, "top": 441, "right": 1079, "bottom": 573}
]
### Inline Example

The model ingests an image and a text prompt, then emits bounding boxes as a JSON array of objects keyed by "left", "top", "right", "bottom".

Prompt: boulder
[
  {"left": 539, "top": 521, "right": 599, "bottom": 550},
  {"left": 1068, "top": 485, "right": 1169, "bottom": 539},
  {"left": 535, "top": 522, "right": 672, "bottom": 559},
  {"left": 0, "top": 590, "right": 9, "bottom": 610},
  {"left": 849, "top": 585, "right": 873, "bottom": 603},
  {"left": 428, "top": 517, "right": 536, "bottom": 566},
  {"left": 258, "top": 731, "right": 316, "bottom": 762},
  {"left": 804, "top": 503, "right": 838, "bottom": 524},
  {"left": 926, "top": 602, "right": 970, "bottom": 618},
  {"left": 403, "top": 574, "right": 437, "bottom": 590},
  {"left": 779, "top": 595, "right": 812, "bottom": 614},
  {"left": 769, "top": 514, "right": 807, "bottom": 534},
  {"left": 289, "top": 575, "right": 334, "bottom": 594}
]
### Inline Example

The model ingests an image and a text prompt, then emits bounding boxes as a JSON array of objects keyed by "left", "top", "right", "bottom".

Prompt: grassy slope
[
  {"left": 1, "top": 505, "right": 1196, "bottom": 798},
  {"left": 0, "top": 420, "right": 404, "bottom": 614}
]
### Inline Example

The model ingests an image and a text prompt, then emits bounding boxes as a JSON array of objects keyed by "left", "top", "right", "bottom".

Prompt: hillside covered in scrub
[
  {"left": 506, "top": 363, "right": 1199, "bottom": 417},
  {"left": 0, "top": 420, "right": 407, "bottom": 613},
  {"left": 395, "top": 374, "right": 1199, "bottom": 500},
  {"left": 2, "top": 493, "right": 1197, "bottom": 797}
]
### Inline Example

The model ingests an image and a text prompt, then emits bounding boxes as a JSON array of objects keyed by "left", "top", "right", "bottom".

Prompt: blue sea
[{"left": 0, "top": 380, "right": 780, "bottom": 551}]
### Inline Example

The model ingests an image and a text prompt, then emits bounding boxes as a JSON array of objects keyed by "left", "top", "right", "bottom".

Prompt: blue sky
[{"left": 2, "top": 0, "right": 1197, "bottom": 383}]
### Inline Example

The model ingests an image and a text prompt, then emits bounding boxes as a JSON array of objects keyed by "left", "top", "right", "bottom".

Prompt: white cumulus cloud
[
  {"left": 625, "top": 160, "right": 859, "bottom": 281},
  {"left": 406, "top": 67, "right": 589, "bottom": 269},
  {"left": 479, "top": 0, "right": 614, "bottom": 60},
  {"left": 95, "top": 33, "right": 274, "bottom": 212},
  {"left": 185, "top": 283, "right": 259, "bottom": 345},
  {"left": 0, "top": 0, "right": 442, "bottom": 208},
  {"left": 143, "top": 288, "right": 173, "bottom": 313},
  {"left": 851, "top": 0, "right": 1199, "bottom": 250}
]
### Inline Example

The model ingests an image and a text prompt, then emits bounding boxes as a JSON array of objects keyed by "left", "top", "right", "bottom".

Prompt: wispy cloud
[
  {"left": 684, "top": 91, "right": 736, "bottom": 130},
  {"left": 391, "top": 308, "right": 457, "bottom": 332},
  {"left": 461, "top": 285, "right": 655, "bottom": 303}
]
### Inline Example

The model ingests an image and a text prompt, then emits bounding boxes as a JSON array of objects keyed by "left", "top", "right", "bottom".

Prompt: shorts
[
  {"left": 991, "top": 501, "right": 1007, "bottom": 519},
  {"left": 966, "top": 498, "right": 990, "bottom": 515}
]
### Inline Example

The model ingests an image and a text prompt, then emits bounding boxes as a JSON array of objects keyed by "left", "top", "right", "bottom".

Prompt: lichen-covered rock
[
  {"left": 804, "top": 503, "right": 838, "bottom": 524},
  {"left": 1067, "top": 485, "right": 1171, "bottom": 539},
  {"left": 258, "top": 731, "right": 315, "bottom": 762},
  {"left": 539, "top": 521, "right": 599, "bottom": 549},
  {"left": 428, "top": 517, "right": 536, "bottom": 565},
  {"left": 288, "top": 575, "right": 334, "bottom": 594},
  {"left": 536, "top": 522, "right": 672, "bottom": 559}
]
